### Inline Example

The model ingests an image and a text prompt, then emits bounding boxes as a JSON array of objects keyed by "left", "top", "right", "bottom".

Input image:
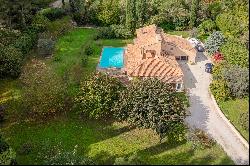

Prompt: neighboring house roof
[{"left": 124, "top": 24, "right": 196, "bottom": 84}]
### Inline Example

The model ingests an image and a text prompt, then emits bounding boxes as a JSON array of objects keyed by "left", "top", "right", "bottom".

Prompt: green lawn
[
  {"left": 1, "top": 28, "right": 234, "bottom": 165},
  {"left": 1, "top": 113, "right": 233, "bottom": 165},
  {"left": 219, "top": 98, "right": 249, "bottom": 142},
  {"left": 167, "top": 31, "right": 190, "bottom": 38}
]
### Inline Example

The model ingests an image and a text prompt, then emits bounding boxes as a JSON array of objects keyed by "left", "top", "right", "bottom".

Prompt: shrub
[
  {"left": 12, "top": 33, "right": 34, "bottom": 55},
  {"left": 210, "top": 79, "right": 230, "bottom": 102},
  {"left": 0, "top": 46, "right": 23, "bottom": 78},
  {"left": 187, "top": 128, "right": 215, "bottom": 150},
  {"left": 204, "top": 31, "right": 225, "bottom": 56},
  {"left": 17, "top": 142, "right": 33, "bottom": 155},
  {"left": 0, "top": 135, "right": 9, "bottom": 153},
  {"left": 0, "top": 28, "right": 21, "bottom": 47},
  {"left": 239, "top": 112, "right": 249, "bottom": 131},
  {"left": 75, "top": 72, "right": 125, "bottom": 119},
  {"left": 47, "top": 16, "right": 74, "bottom": 39},
  {"left": 84, "top": 44, "right": 94, "bottom": 56},
  {"left": 40, "top": 8, "right": 66, "bottom": 21},
  {"left": 110, "top": 24, "right": 133, "bottom": 39},
  {"left": 95, "top": 27, "right": 115, "bottom": 39},
  {"left": 0, "top": 135, "right": 16, "bottom": 165},
  {"left": 220, "top": 39, "right": 249, "bottom": 68},
  {"left": 113, "top": 78, "right": 188, "bottom": 142},
  {"left": 31, "top": 14, "right": 50, "bottom": 33},
  {"left": 20, "top": 59, "right": 66, "bottom": 118},
  {"left": 222, "top": 66, "right": 249, "bottom": 98},
  {"left": 37, "top": 38, "right": 55, "bottom": 56},
  {"left": 0, "top": 147, "right": 16, "bottom": 165}
]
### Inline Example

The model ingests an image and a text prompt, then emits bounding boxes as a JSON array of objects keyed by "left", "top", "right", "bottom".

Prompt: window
[{"left": 176, "top": 56, "right": 180, "bottom": 60}]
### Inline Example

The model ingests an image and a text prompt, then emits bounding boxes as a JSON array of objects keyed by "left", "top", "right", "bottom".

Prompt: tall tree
[
  {"left": 135, "top": 0, "right": 147, "bottom": 28},
  {"left": 190, "top": 0, "right": 199, "bottom": 27},
  {"left": 126, "top": 0, "right": 136, "bottom": 32}
]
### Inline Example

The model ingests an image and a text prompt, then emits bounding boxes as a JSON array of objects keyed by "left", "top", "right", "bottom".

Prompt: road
[{"left": 179, "top": 52, "right": 249, "bottom": 165}]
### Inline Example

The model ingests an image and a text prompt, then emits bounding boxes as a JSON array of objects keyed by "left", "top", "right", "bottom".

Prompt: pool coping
[{"left": 96, "top": 46, "right": 126, "bottom": 71}]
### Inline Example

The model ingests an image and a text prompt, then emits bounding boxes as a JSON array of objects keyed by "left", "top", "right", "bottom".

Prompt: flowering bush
[{"left": 212, "top": 52, "right": 224, "bottom": 62}]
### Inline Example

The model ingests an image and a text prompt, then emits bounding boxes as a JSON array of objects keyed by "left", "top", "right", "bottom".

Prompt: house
[{"left": 123, "top": 24, "right": 197, "bottom": 91}]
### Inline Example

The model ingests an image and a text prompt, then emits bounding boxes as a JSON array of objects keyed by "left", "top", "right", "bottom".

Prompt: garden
[{"left": 1, "top": 0, "right": 248, "bottom": 165}]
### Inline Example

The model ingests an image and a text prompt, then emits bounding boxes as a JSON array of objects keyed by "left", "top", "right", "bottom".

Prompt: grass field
[
  {"left": 167, "top": 31, "right": 190, "bottom": 38},
  {"left": 219, "top": 98, "right": 249, "bottom": 142},
  {"left": 1, "top": 113, "right": 233, "bottom": 165},
  {"left": 0, "top": 28, "right": 234, "bottom": 165}
]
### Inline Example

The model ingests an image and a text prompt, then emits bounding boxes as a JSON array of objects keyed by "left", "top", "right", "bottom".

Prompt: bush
[
  {"left": 239, "top": 112, "right": 249, "bottom": 131},
  {"left": 40, "top": 8, "right": 66, "bottom": 21},
  {"left": 204, "top": 31, "right": 225, "bottom": 56},
  {"left": 0, "top": 46, "right": 23, "bottom": 78},
  {"left": 31, "top": 14, "right": 50, "bottom": 33},
  {"left": 0, "top": 28, "right": 21, "bottom": 47},
  {"left": 47, "top": 16, "right": 74, "bottom": 39},
  {"left": 220, "top": 39, "right": 249, "bottom": 68},
  {"left": 75, "top": 72, "right": 125, "bottom": 119},
  {"left": 17, "top": 142, "right": 33, "bottom": 155},
  {"left": 95, "top": 27, "right": 115, "bottom": 39},
  {"left": 0, "top": 147, "right": 16, "bottom": 165},
  {"left": 0, "top": 135, "right": 9, "bottom": 153},
  {"left": 12, "top": 33, "right": 34, "bottom": 55},
  {"left": 222, "top": 66, "right": 249, "bottom": 98},
  {"left": 110, "top": 24, "right": 133, "bottom": 39},
  {"left": 0, "top": 135, "right": 16, "bottom": 165},
  {"left": 113, "top": 78, "right": 188, "bottom": 141},
  {"left": 210, "top": 79, "right": 230, "bottom": 102},
  {"left": 37, "top": 38, "right": 55, "bottom": 56},
  {"left": 20, "top": 59, "right": 66, "bottom": 118},
  {"left": 84, "top": 44, "right": 94, "bottom": 56},
  {"left": 187, "top": 128, "right": 215, "bottom": 150}
]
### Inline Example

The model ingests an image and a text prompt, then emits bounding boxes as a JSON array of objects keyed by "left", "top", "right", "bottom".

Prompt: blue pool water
[{"left": 99, "top": 47, "right": 124, "bottom": 68}]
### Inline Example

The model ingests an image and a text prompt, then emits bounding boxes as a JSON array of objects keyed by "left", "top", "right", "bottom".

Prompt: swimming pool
[{"left": 99, "top": 47, "right": 124, "bottom": 68}]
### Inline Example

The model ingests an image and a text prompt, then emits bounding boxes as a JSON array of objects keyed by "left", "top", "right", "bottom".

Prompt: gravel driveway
[{"left": 179, "top": 52, "right": 249, "bottom": 165}]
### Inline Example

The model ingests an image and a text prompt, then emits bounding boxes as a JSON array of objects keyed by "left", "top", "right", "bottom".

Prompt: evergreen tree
[
  {"left": 135, "top": 0, "right": 147, "bottom": 28},
  {"left": 126, "top": 0, "right": 136, "bottom": 32},
  {"left": 190, "top": 0, "right": 199, "bottom": 28}
]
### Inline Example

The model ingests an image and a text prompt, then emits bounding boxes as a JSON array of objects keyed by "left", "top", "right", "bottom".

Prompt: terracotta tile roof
[
  {"left": 124, "top": 24, "right": 196, "bottom": 84},
  {"left": 129, "top": 57, "right": 183, "bottom": 83}
]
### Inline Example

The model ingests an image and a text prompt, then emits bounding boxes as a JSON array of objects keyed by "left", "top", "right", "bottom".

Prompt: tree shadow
[
  {"left": 185, "top": 94, "right": 210, "bottom": 134},
  {"left": 178, "top": 61, "right": 197, "bottom": 89},
  {"left": 195, "top": 52, "right": 208, "bottom": 63}
]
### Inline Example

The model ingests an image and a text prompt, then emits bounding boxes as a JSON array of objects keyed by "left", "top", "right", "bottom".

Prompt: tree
[
  {"left": 75, "top": 72, "right": 125, "bottom": 119},
  {"left": 222, "top": 65, "right": 249, "bottom": 98},
  {"left": 220, "top": 39, "right": 249, "bottom": 68},
  {"left": 135, "top": 0, "right": 147, "bottom": 28},
  {"left": 190, "top": 0, "right": 200, "bottom": 28},
  {"left": 20, "top": 59, "right": 66, "bottom": 118},
  {"left": 204, "top": 31, "right": 225, "bottom": 55},
  {"left": 126, "top": 0, "right": 136, "bottom": 31},
  {"left": 197, "top": 19, "right": 216, "bottom": 36},
  {"left": 113, "top": 78, "right": 188, "bottom": 142}
]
